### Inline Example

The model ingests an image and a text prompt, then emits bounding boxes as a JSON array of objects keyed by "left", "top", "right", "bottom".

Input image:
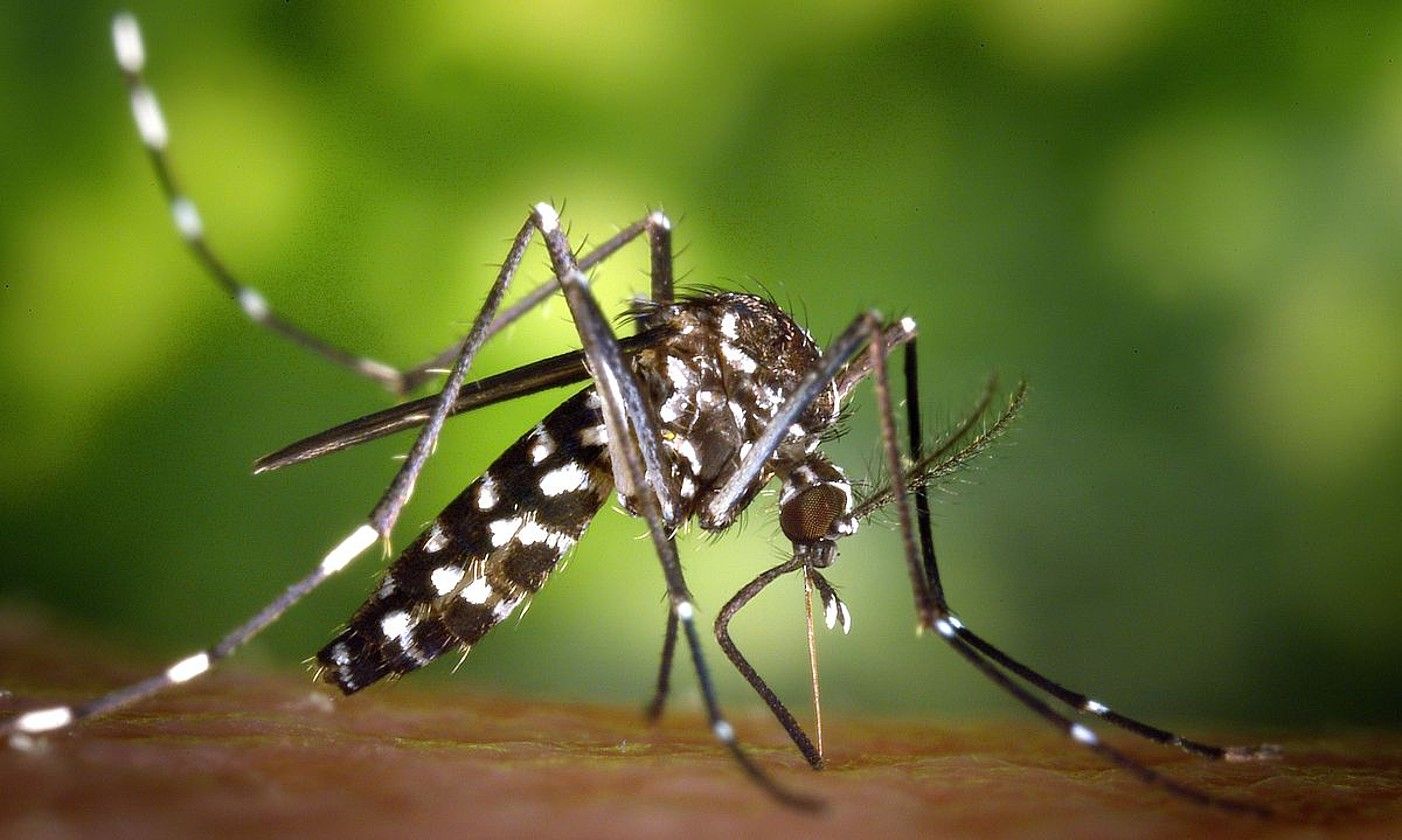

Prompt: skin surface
[{"left": 1, "top": 612, "right": 1396, "bottom": 840}]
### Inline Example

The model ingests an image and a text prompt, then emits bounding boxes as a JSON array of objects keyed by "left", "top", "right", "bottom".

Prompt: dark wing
[{"left": 254, "top": 329, "right": 666, "bottom": 473}]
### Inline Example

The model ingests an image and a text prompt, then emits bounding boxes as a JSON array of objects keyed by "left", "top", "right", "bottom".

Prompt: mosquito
[{"left": 3, "top": 12, "right": 1279, "bottom": 814}]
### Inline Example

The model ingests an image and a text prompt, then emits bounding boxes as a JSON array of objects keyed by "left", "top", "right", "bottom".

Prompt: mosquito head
[{"left": 780, "top": 455, "right": 857, "bottom": 568}]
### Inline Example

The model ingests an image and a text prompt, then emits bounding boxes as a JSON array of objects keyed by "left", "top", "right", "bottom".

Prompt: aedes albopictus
[{"left": 1, "top": 12, "right": 1280, "bottom": 814}]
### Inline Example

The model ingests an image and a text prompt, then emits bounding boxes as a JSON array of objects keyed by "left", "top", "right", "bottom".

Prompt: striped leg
[
  {"left": 901, "top": 350, "right": 1276, "bottom": 761},
  {"left": 529, "top": 202, "right": 682, "bottom": 530},
  {"left": 4, "top": 525, "right": 376, "bottom": 747},
  {"left": 4, "top": 203, "right": 565, "bottom": 745},
  {"left": 112, "top": 14, "right": 673, "bottom": 397},
  {"left": 896, "top": 346, "right": 1278, "bottom": 764},
  {"left": 870, "top": 333, "right": 1276, "bottom": 815}
]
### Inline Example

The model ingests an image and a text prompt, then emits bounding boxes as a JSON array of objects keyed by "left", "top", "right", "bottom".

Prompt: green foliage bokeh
[{"left": 2, "top": 2, "right": 1399, "bottom": 730}]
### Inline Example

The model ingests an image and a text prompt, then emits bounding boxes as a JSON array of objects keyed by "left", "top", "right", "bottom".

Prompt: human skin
[{"left": 0, "top": 612, "right": 1394, "bottom": 840}]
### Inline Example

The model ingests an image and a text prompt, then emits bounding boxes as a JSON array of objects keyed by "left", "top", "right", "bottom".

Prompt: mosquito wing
[{"left": 254, "top": 329, "right": 665, "bottom": 473}]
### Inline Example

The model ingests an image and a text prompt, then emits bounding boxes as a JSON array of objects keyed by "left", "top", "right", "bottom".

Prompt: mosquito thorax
[{"left": 630, "top": 292, "right": 842, "bottom": 530}]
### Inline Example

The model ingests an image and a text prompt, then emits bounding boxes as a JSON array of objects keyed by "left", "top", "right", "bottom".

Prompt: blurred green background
[{"left": 2, "top": 2, "right": 1398, "bottom": 733}]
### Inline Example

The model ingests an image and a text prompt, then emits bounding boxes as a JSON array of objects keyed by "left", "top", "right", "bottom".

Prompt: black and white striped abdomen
[{"left": 317, "top": 387, "right": 613, "bottom": 694}]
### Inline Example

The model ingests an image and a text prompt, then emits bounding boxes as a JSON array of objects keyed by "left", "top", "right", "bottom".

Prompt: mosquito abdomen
[{"left": 317, "top": 387, "right": 614, "bottom": 693}]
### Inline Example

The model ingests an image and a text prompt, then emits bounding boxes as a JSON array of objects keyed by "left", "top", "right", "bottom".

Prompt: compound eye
[{"left": 780, "top": 484, "right": 847, "bottom": 543}]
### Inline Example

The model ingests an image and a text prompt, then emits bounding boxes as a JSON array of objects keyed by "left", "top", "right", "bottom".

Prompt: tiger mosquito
[{"left": 2, "top": 12, "right": 1281, "bottom": 814}]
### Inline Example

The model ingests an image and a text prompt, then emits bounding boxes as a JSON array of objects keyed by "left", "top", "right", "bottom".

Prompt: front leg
[{"left": 714, "top": 558, "right": 824, "bottom": 769}]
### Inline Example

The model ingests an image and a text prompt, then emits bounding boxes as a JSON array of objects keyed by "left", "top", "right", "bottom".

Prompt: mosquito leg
[
  {"left": 640, "top": 209, "right": 709, "bottom": 719},
  {"left": 528, "top": 202, "right": 814, "bottom": 808},
  {"left": 3, "top": 525, "right": 375, "bottom": 747},
  {"left": 939, "top": 620, "right": 1271, "bottom": 815},
  {"left": 366, "top": 212, "right": 534, "bottom": 534},
  {"left": 111, "top": 14, "right": 410, "bottom": 393},
  {"left": 899, "top": 350, "right": 1275, "bottom": 762},
  {"left": 116, "top": 15, "right": 672, "bottom": 398},
  {"left": 4, "top": 205, "right": 539, "bottom": 743},
  {"left": 362, "top": 201, "right": 679, "bottom": 540},
  {"left": 714, "top": 558, "right": 823, "bottom": 769},
  {"left": 643, "top": 210, "right": 674, "bottom": 306},
  {"left": 902, "top": 337, "right": 943, "bottom": 602},
  {"left": 678, "top": 590, "right": 819, "bottom": 809},
  {"left": 644, "top": 607, "right": 678, "bottom": 722},
  {"left": 492, "top": 208, "right": 674, "bottom": 339},
  {"left": 870, "top": 327, "right": 1273, "bottom": 815},
  {"left": 947, "top": 617, "right": 1279, "bottom": 761}
]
